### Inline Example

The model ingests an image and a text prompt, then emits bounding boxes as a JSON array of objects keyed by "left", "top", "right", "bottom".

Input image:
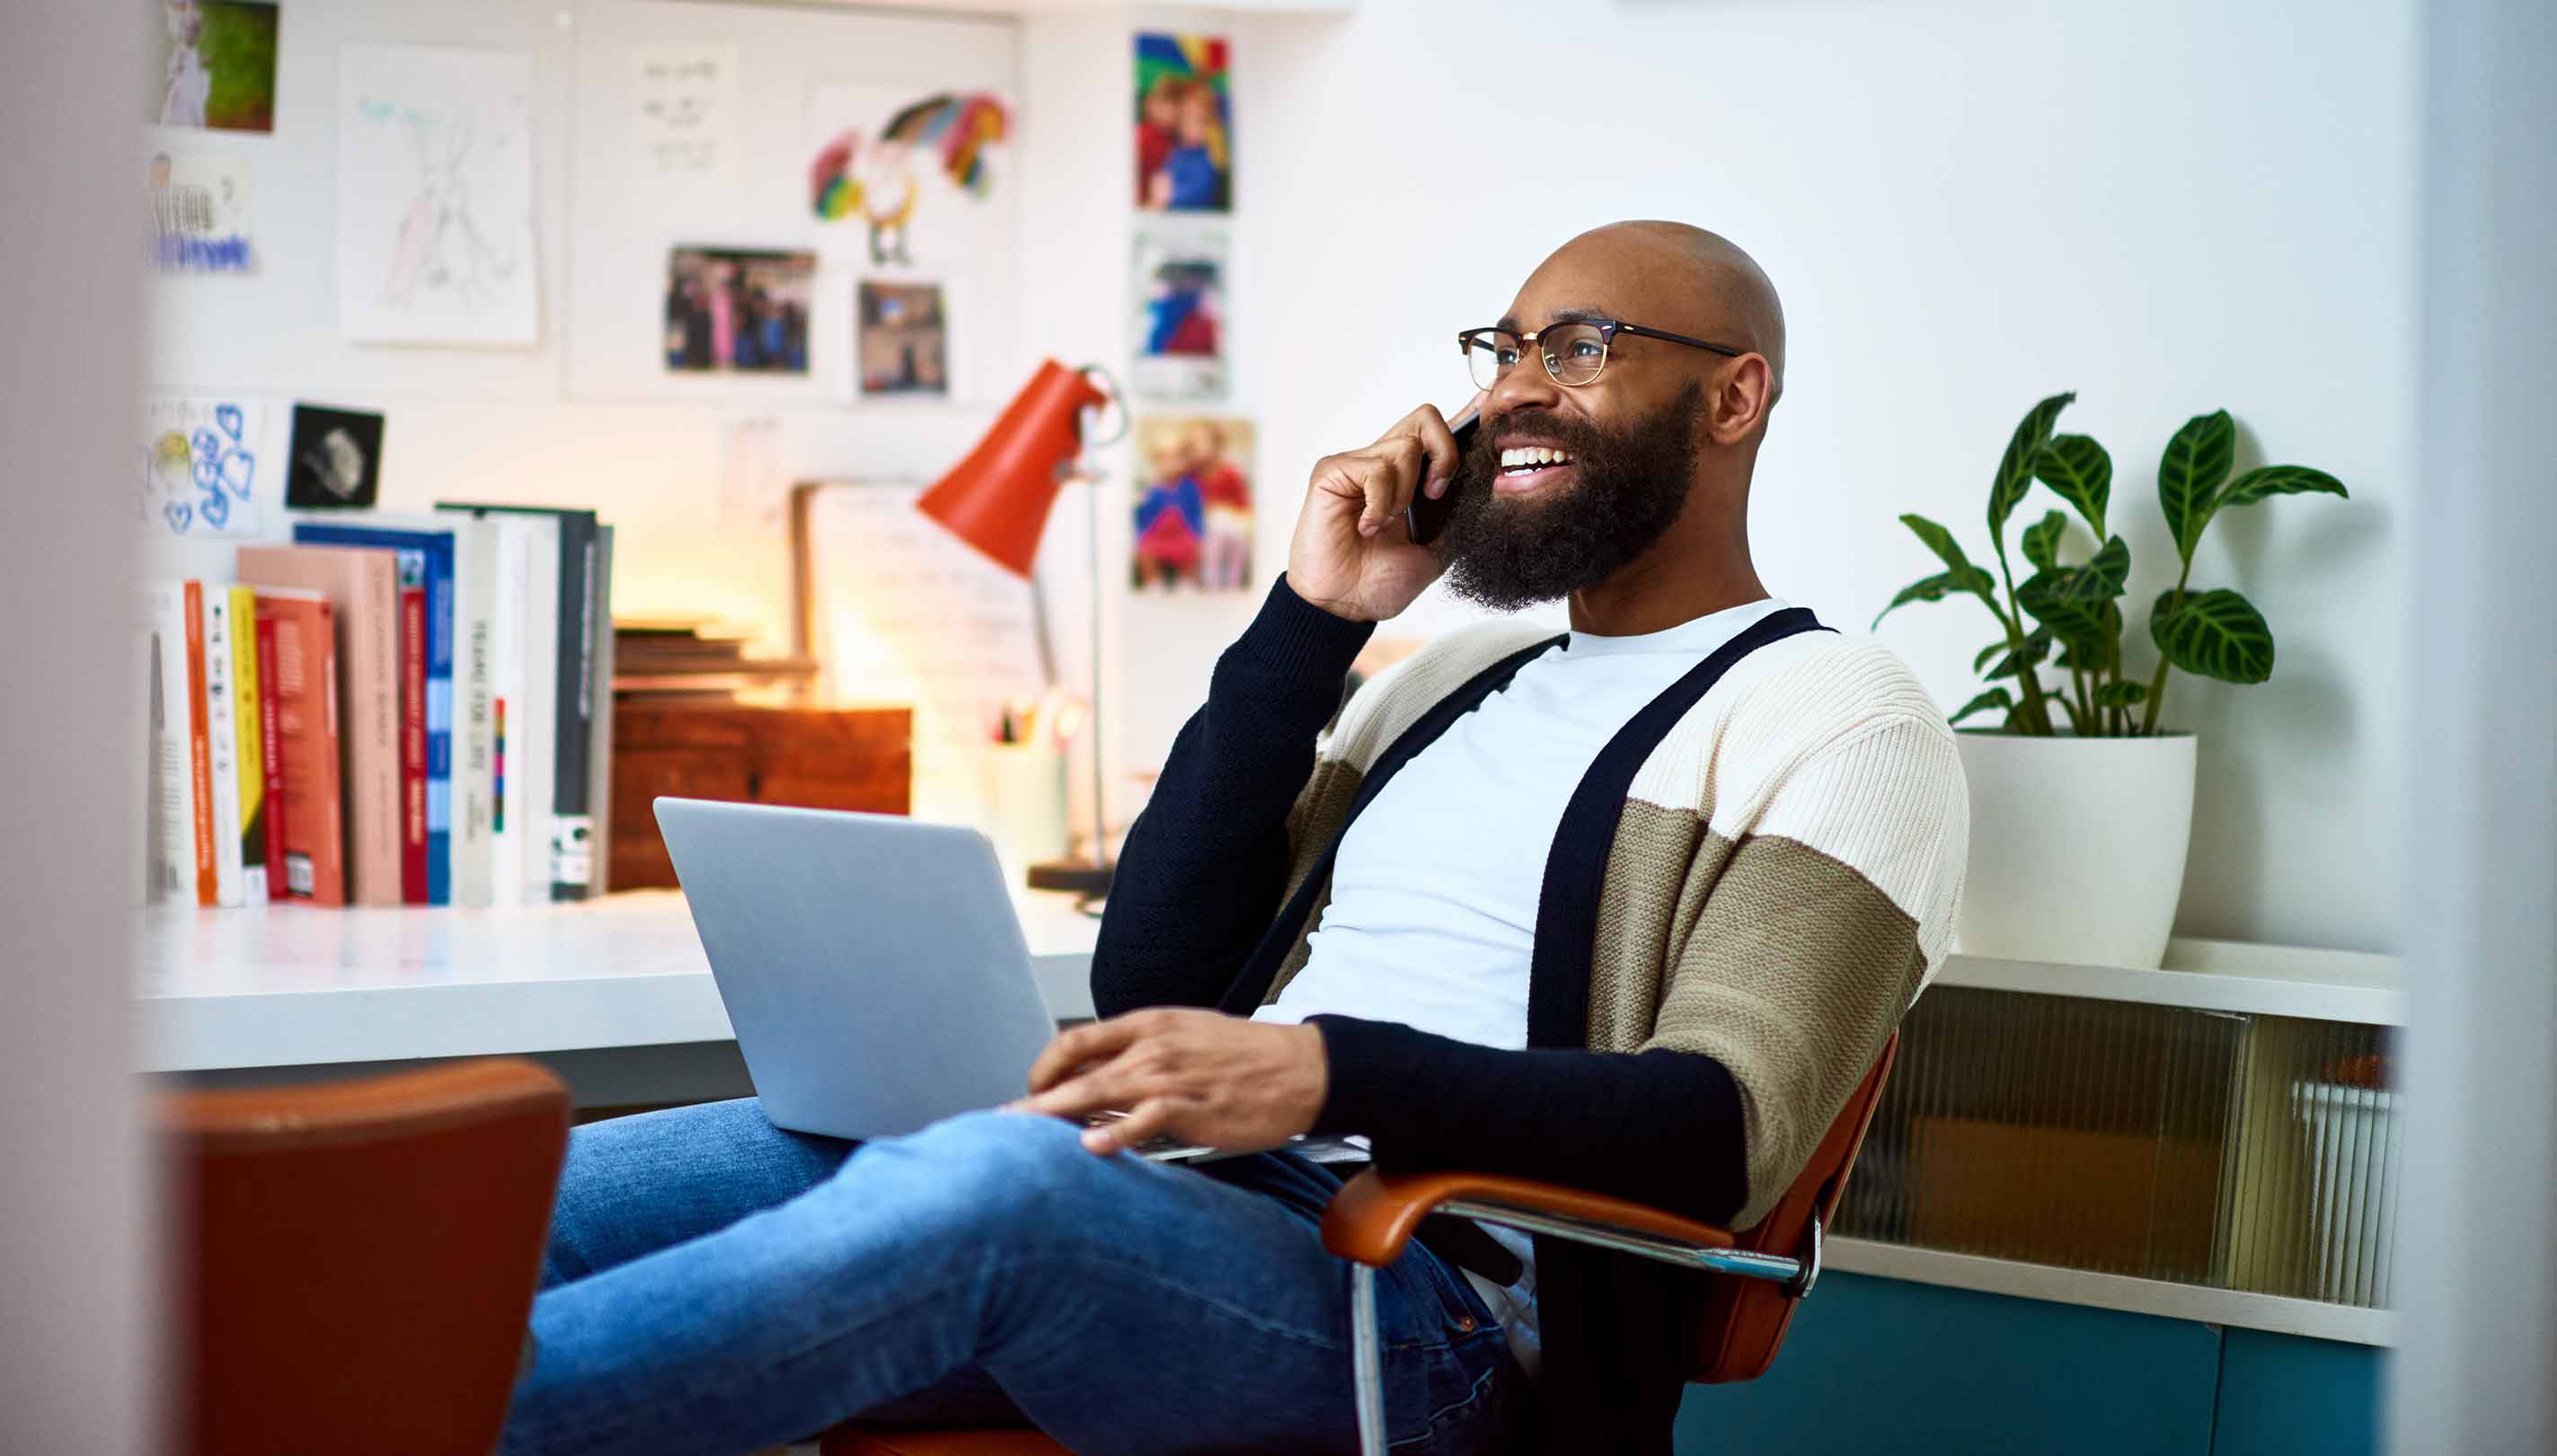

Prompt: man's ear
[{"left": 1703, "top": 355, "right": 1777, "bottom": 446}]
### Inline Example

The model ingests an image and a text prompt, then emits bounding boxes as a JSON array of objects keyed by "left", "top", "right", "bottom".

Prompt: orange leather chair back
[
  {"left": 161, "top": 1058, "right": 571, "bottom": 1456},
  {"left": 1687, "top": 1033, "right": 1897, "bottom": 1383}
]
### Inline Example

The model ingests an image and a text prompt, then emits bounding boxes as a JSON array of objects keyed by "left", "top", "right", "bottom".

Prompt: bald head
[{"left": 1528, "top": 221, "right": 1787, "bottom": 404}]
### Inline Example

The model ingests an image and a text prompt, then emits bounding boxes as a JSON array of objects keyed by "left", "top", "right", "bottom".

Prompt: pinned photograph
[
  {"left": 1131, "top": 417, "right": 1253, "bottom": 593},
  {"left": 153, "top": 0, "right": 279, "bottom": 133},
  {"left": 285, "top": 403, "right": 385, "bottom": 510},
  {"left": 1131, "top": 228, "right": 1226, "bottom": 402},
  {"left": 664, "top": 247, "right": 815, "bottom": 375},
  {"left": 858, "top": 281, "right": 949, "bottom": 397},
  {"left": 1134, "top": 33, "right": 1230, "bottom": 213}
]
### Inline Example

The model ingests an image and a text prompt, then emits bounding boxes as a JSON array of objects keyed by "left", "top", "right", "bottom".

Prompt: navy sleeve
[
  {"left": 1308, "top": 1015, "right": 1750, "bottom": 1226},
  {"left": 1090, "top": 575, "right": 1374, "bottom": 1019}
]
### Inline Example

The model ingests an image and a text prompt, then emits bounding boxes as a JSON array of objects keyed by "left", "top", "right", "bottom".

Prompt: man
[{"left": 501, "top": 222, "right": 1966, "bottom": 1456}]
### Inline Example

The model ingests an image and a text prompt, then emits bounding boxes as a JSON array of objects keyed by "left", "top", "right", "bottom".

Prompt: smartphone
[{"left": 1403, "top": 406, "right": 1480, "bottom": 546}]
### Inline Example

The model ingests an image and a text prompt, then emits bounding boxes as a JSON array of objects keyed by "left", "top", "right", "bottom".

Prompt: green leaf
[
  {"left": 1949, "top": 687, "right": 2014, "bottom": 728},
  {"left": 2054, "top": 601, "right": 2125, "bottom": 673},
  {"left": 1990, "top": 393, "right": 2076, "bottom": 555},
  {"left": 2150, "top": 587, "right": 2274, "bottom": 684},
  {"left": 2019, "top": 536, "right": 2130, "bottom": 666},
  {"left": 2158, "top": 410, "right": 2236, "bottom": 563},
  {"left": 1899, "top": 513, "right": 1984, "bottom": 580},
  {"left": 1978, "top": 625, "right": 2054, "bottom": 680},
  {"left": 1872, "top": 569, "right": 1994, "bottom": 629},
  {"left": 2033, "top": 434, "right": 2112, "bottom": 539},
  {"left": 2093, "top": 680, "right": 2149, "bottom": 709},
  {"left": 2020, "top": 510, "right": 2068, "bottom": 572},
  {"left": 2218, "top": 463, "right": 2348, "bottom": 511}
]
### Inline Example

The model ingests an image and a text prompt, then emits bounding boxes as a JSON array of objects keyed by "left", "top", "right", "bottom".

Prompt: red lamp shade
[{"left": 916, "top": 359, "right": 1110, "bottom": 578}]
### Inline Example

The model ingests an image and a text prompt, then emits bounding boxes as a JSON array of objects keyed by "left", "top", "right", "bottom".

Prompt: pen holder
[{"left": 987, "top": 741, "right": 1069, "bottom": 883}]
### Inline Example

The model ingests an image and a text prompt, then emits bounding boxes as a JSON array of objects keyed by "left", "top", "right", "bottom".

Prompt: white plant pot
[{"left": 1951, "top": 731, "right": 2197, "bottom": 970}]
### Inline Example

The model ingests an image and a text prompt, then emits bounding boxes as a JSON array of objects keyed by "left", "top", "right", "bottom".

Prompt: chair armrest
[{"left": 1320, "top": 1168, "right": 1741, "bottom": 1268}]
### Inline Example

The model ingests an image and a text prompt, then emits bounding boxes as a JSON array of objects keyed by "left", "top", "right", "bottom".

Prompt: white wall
[
  {"left": 1213, "top": 0, "right": 2417, "bottom": 953},
  {"left": 2, "top": 0, "right": 156, "bottom": 1447}
]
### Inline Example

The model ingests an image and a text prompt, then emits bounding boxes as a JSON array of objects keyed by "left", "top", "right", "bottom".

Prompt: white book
[
  {"left": 585, "top": 524, "right": 615, "bottom": 896},
  {"left": 200, "top": 581, "right": 246, "bottom": 908},
  {"left": 398, "top": 512, "right": 499, "bottom": 906},
  {"left": 484, "top": 521, "right": 531, "bottom": 906},
  {"left": 143, "top": 584, "right": 202, "bottom": 905},
  {"left": 515, "top": 519, "right": 560, "bottom": 907},
  {"left": 463, "top": 514, "right": 560, "bottom": 908}
]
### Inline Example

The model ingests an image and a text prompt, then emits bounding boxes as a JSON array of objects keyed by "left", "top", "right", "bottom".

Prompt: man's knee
[{"left": 853, "top": 1109, "right": 1125, "bottom": 1236}]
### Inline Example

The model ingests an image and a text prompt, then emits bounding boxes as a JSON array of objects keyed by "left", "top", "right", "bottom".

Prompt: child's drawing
[
  {"left": 338, "top": 45, "right": 538, "bottom": 346},
  {"left": 141, "top": 395, "right": 267, "bottom": 538},
  {"left": 808, "top": 90, "right": 1009, "bottom": 268}
]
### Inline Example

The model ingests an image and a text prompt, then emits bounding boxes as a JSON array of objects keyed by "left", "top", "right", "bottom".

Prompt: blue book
[{"left": 293, "top": 519, "right": 457, "bottom": 904}]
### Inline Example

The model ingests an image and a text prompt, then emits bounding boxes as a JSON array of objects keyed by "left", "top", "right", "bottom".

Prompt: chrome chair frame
[{"left": 1345, "top": 1212, "right": 1818, "bottom": 1455}]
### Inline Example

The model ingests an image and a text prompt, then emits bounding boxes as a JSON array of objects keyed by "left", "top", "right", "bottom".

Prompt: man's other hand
[
  {"left": 1285, "top": 395, "right": 1482, "bottom": 623},
  {"left": 1018, "top": 1009, "right": 1328, "bottom": 1156}
]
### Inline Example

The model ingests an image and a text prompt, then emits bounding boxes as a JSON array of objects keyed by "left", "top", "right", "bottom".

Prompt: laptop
[{"left": 657, "top": 798, "right": 1349, "bottom": 1162}]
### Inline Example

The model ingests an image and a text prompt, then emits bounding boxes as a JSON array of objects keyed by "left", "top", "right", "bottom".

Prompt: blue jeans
[{"left": 500, "top": 1100, "right": 1528, "bottom": 1456}]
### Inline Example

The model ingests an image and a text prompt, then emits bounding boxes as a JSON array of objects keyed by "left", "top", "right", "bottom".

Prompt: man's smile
[{"left": 1494, "top": 439, "right": 1578, "bottom": 496}]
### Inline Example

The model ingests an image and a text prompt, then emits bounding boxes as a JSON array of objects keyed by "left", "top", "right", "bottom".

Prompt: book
[
  {"left": 227, "top": 585, "right": 270, "bottom": 902},
  {"left": 367, "top": 514, "right": 498, "bottom": 905},
  {"left": 181, "top": 581, "right": 217, "bottom": 905},
  {"left": 293, "top": 520, "right": 459, "bottom": 904},
  {"left": 397, "top": 578, "right": 428, "bottom": 904},
  {"left": 201, "top": 582, "right": 247, "bottom": 907},
  {"left": 586, "top": 525, "right": 616, "bottom": 895},
  {"left": 252, "top": 611, "right": 289, "bottom": 902},
  {"left": 144, "top": 584, "right": 208, "bottom": 905},
  {"left": 256, "top": 587, "right": 346, "bottom": 905},
  {"left": 239, "top": 545, "right": 402, "bottom": 905},
  {"left": 438, "top": 504, "right": 597, "bottom": 901},
  {"left": 438, "top": 506, "right": 568, "bottom": 904}
]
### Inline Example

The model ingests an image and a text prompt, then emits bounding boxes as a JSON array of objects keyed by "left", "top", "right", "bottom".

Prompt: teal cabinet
[
  {"left": 1674, "top": 1274, "right": 2377, "bottom": 1456},
  {"left": 2211, "top": 1328, "right": 2384, "bottom": 1456}
]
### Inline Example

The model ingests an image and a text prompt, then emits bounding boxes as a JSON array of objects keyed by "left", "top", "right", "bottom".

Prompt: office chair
[
  {"left": 825, "top": 1036, "right": 1897, "bottom": 1456},
  {"left": 161, "top": 1057, "right": 571, "bottom": 1456}
]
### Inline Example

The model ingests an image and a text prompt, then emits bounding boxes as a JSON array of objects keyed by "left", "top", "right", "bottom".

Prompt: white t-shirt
[{"left": 1255, "top": 595, "right": 1792, "bottom": 1376}]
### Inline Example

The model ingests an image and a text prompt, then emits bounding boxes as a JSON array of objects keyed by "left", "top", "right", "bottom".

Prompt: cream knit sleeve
[{"left": 1645, "top": 709, "right": 1969, "bottom": 1229}]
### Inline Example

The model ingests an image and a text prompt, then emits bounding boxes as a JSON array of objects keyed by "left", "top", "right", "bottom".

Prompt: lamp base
[{"left": 1026, "top": 855, "right": 1115, "bottom": 898}]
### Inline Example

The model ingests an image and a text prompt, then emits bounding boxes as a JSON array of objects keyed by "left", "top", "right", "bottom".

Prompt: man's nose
[{"left": 1488, "top": 347, "right": 1564, "bottom": 419}]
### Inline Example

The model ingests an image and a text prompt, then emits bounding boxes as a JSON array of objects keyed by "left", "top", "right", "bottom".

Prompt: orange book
[
  {"left": 182, "top": 581, "right": 217, "bottom": 906},
  {"left": 255, "top": 588, "right": 346, "bottom": 905},
  {"left": 238, "top": 546, "right": 402, "bottom": 905}
]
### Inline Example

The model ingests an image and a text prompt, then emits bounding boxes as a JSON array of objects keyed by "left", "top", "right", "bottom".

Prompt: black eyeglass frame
[{"left": 1456, "top": 317, "right": 1746, "bottom": 389}]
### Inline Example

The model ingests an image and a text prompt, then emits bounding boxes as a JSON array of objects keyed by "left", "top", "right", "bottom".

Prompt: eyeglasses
[{"left": 1457, "top": 317, "right": 1745, "bottom": 392}]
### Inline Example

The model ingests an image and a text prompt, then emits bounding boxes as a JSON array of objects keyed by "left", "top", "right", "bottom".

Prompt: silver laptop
[{"left": 658, "top": 798, "right": 1283, "bottom": 1161}]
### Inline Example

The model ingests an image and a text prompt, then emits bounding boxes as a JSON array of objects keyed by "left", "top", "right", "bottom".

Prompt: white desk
[{"left": 137, "top": 889, "right": 1102, "bottom": 1103}]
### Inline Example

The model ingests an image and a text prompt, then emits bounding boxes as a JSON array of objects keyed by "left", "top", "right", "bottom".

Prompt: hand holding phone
[
  {"left": 1404, "top": 405, "right": 1479, "bottom": 547},
  {"left": 1287, "top": 400, "right": 1475, "bottom": 623}
]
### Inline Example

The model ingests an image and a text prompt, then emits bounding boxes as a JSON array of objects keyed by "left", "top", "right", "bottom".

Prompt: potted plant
[{"left": 1876, "top": 393, "right": 2346, "bottom": 968}]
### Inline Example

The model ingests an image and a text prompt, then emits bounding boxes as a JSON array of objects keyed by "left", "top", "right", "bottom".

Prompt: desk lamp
[{"left": 916, "top": 358, "right": 1123, "bottom": 896}]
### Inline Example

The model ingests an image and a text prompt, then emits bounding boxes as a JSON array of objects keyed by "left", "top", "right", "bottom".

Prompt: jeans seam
[{"left": 1385, "top": 1354, "right": 1503, "bottom": 1452}]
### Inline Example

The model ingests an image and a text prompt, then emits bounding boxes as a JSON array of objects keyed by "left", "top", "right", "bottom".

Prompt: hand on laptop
[{"left": 1017, "top": 1009, "right": 1328, "bottom": 1157}]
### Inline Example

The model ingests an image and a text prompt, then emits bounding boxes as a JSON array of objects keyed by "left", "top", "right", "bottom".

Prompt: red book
[
  {"left": 398, "top": 582, "right": 429, "bottom": 904},
  {"left": 256, "top": 589, "right": 346, "bottom": 905},
  {"left": 182, "top": 582, "right": 217, "bottom": 906},
  {"left": 253, "top": 613, "right": 290, "bottom": 903}
]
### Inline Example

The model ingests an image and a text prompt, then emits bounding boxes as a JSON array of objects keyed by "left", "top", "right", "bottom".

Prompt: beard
[{"left": 1431, "top": 382, "right": 1707, "bottom": 612}]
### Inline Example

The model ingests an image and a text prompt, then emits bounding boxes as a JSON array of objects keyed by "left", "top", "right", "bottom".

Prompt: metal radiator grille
[{"left": 1833, "top": 986, "right": 2398, "bottom": 1308}]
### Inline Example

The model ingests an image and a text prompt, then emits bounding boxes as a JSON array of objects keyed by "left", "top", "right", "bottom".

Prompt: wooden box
[{"left": 609, "top": 702, "right": 912, "bottom": 891}]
